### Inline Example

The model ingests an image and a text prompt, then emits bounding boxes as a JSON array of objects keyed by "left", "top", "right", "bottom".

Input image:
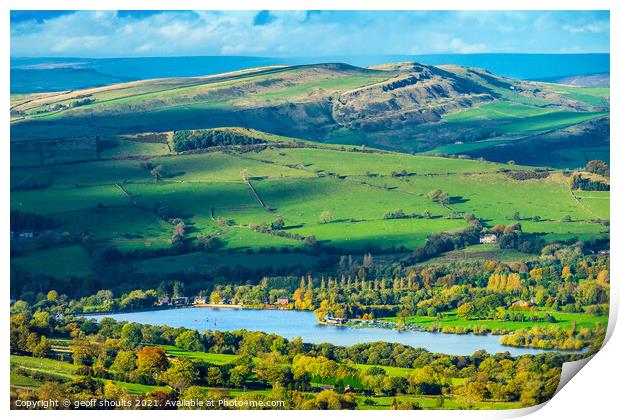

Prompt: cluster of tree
[
  {"left": 171, "top": 129, "right": 262, "bottom": 152},
  {"left": 494, "top": 309, "right": 557, "bottom": 324},
  {"left": 427, "top": 189, "right": 452, "bottom": 205},
  {"left": 506, "top": 170, "right": 549, "bottom": 181},
  {"left": 455, "top": 295, "right": 505, "bottom": 320},
  {"left": 390, "top": 169, "right": 412, "bottom": 177},
  {"left": 71, "top": 97, "right": 95, "bottom": 107},
  {"left": 171, "top": 219, "right": 186, "bottom": 245},
  {"left": 499, "top": 324, "right": 605, "bottom": 350},
  {"left": 569, "top": 173, "right": 610, "bottom": 191},
  {"left": 405, "top": 217, "right": 482, "bottom": 264},
  {"left": 585, "top": 160, "right": 610, "bottom": 178},
  {"left": 487, "top": 222, "right": 546, "bottom": 254},
  {"left": 383, "top": 209, "right": 431, "bottom": 220},
  {"left": 196, "top": 233, "right": 225, "bottom": 252},
  {"left": 250, "top": 216, "right": 306, "bottom": 242},
  {"left": 166, "top": 218, "right": 223, "bottom": 252},
  {"left": 11, "top": 288, "right": 159, "bottom": 316}
]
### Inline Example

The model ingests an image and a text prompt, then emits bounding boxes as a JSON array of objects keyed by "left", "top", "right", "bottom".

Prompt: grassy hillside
[
  {"left": 11, "top": 127, "right": 608, "bottom": 283},
  {"left": 10, "top": 62, "right": 609, "bottom": 168}
]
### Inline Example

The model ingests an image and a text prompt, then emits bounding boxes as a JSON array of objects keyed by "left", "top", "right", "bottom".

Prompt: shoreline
[
  {"left": 193, "top": 303, "right": 243, "bottom": 309},
  {"left": 76, "top": 302, "right": 296, "bottom": 317}
]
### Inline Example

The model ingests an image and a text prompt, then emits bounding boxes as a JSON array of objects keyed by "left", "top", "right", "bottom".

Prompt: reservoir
[{"left": 91, "top": 307, "right": 572, "bottom": 356}]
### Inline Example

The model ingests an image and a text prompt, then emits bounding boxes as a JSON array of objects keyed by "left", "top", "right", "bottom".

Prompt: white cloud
[
  {"left": 10, "top": 10, "right": 609, "bottom": 57},
  {"left": 448, "top": 38, "right": 487, "bottom": 54},
  {"left": 562, "top": 21, "right": 609, "bottom": 34}
]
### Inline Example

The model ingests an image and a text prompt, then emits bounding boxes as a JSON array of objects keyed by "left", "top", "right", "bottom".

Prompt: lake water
[{"left": 90, "top": 307, "right": 570, "bottom": 356}]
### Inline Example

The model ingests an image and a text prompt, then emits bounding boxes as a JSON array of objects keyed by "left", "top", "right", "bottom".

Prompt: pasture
[
  {"left": 127, "top": 251, "right": 321, "bottom": 276},
  {"left": 288, "top": 218, "right": 466, "bottom": 251},
  {"left": 362, "top": 172, "right": 598, "bottom": 224},
  {"left": 11, "top": 184, "right": 127, "bottom": 215},
  {"left": 9, "top": 355, "right": 163, "bottom": 395},
  {"left": 247, "top": 146, "right": 516, "bottom": 175},
  {"left": 381, "top": 309, "right": 608, "bottom": 333},
  {"left": 162, "top": 345, "right": 246, "bottom": 364},
  {"left": 10, "top": 127, "right": 609, "bottom": 283},
  {"left": 12, "top": 245, "right": 93, "bottom": 279},
  {"left": 149, "top": 151, "right": 313, "bottom": 182},
  {"left": 442, "top": 101, "right": 606, "bottom": 135}
]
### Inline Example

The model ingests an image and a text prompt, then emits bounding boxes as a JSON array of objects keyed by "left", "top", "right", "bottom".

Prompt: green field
[
  {"left": 250, "top": 177, "right": 450, "bottom": 223},
  {"left": 495, "top": 111, "right": 606, "bottom": 134},
  {"left": 128, "top": 251, "right": 320, "bottom": 275},
  {"left": 162, "top": 345, "right": 243, "bottom": 364},
  {"left": 46, "top": 160, "right": 155, "bottom": 188},
  {"left": 544, "top": 85, "right": 610, "bottom": 108},
  {"left": 10, "top": 355, "right": 163, "bottom": 395},
  {"left": 99, "top": 135, "right": 171, "bottom": 158},
  {"left": 149, "top": 151, "right": 314, "bottom": 182},
  {"left": 289, "top": 218, "right": 466, "bottom": 250},
  {"left": 12, "top": 245, "right": 93, "bottom": 279},
  {"left": 361, "top": 172, "right": 599, "bottom": 224},
  {"left": 11, "top": 354, "right": 78, "bottom": 378},
  {"left": 381, "top": 309, "right": 608, "bottom": 333},
  {"left": 11, "top": 184, "right": 128, "bottom": 215},
  {"left": 10, "top": 129, "right": 608, "bottom": 281},
  {"left": 442, "top": 101, "right": 607, "bottom": 134},
  {"left": 247, "top": 147, "right": 516, "bottom": 175},
  {"left": 426, "top": 86, "right": 609, "bottom": 168},
  {"left": 442, "top": 102, "right": 554, "bottom": 122},
  {"left": 573, "top": 191, "right": 610, "bottom": 220},
  {"left": 52, "top": 206, "right": 173, "bottom": 251}
]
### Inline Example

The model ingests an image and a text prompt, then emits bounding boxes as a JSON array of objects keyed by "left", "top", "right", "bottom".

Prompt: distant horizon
[
  {"left": 10, "top": 53, "right": 610, "bottom": 93},
  {"left": 10, "top": 52, "right": 611, "bottom": 60}
]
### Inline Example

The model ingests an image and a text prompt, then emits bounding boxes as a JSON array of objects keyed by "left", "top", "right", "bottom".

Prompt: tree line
[{"left": 171, "top": 129, "right": 263, "bottom": 152}]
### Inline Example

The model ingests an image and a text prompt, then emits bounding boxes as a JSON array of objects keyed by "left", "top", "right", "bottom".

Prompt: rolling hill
[
  {"left": 10, "top": 62, "right": 609, "bottom": 168},
  {"left": 9, "top": 62, "right": 610, "bottom": 293},
  {"left": 10, "top": 126, "right": 609, "bottom": 291}
]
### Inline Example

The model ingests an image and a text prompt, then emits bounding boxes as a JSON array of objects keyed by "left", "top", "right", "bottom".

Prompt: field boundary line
[
  {"left": 245, "top": 180, "right": 268, "bottom": 210},
  {"left": 115, "top": 183, "right": 138, "bottom": 206},
  {"left": 568, "top": 187, "right": 602, "bottom": 219}
]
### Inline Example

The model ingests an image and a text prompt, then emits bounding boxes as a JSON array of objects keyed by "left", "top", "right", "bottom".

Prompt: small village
[{"left": 156, "top": 295, "right": 290, "bottom": 309}]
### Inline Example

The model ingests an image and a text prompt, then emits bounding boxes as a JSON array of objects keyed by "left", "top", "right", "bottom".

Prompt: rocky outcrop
[{"left": 332, "top": 63, "right": 496, "bottom": 131}]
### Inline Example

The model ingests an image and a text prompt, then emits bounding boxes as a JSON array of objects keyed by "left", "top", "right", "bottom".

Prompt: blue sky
[{"left": 10, "top": 10, "right": 609, "bottom": 57}]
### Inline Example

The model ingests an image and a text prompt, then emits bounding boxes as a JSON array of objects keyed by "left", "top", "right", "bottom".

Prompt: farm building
[
  {"left": 16, "top": 231, "right": 35, "bottom": 240},
  {"left": 479, "top": 234, "right": 498, "bottom": 244},
  {"left": 276, "top": 297, "right": 289, "bottom": 305},
  {"left": 172, "top": 297, "right": 190, "bottom": 306},
  {"left": 510, "top": 299, "right": 536, "bottom": 309},
  {"left": 324, "top": 314, "right": 347, "bottom": 325}
]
